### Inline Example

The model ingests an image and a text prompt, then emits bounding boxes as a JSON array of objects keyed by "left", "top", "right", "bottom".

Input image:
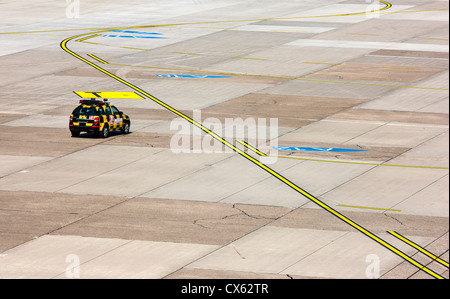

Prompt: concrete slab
[
  {"left": 280, "top": 230, "right": 435, "bottom": 279},
  {"left": 233, "top": 24, "right": 336, "bottom": 34},
  {"left": 59, "top": 149, "right": 232, "bottom": 197},
  {"left": 261, "top": 78, "right": 395, "bottom": 100},
  {"left": 140, "top": 155, "right": 277, "bottom": 203},
  {"left": 202, "top": 93, "right": 366, "bottom": 128},
  {"left": 306, "top": 62, "right": 446, "bottom": 83},
  {"left": 328, "top": 108, "right": 449, "bottom": 126},
  {"left": 0, "top": 145, "right": 163, "bottom": 193},
  {"left": 344, "top": 122, "right": 448, "bottom": 148},
  {"left": 312, "top": 18, "right": 446, "bottom": 43},
  {"left": 221, "top": 160, "right": 374, "bottom": 208},
  {"left": 392, "top": 174, "right": 449, "bottom": 217},
  {"left": 278, "top": 119, "right": 385, "bottom": 145},
  {"left": 123, "top": 79, "right": 273, "bottom": 110},
  {"left": 357, "top": 87, "right": 448, "bottom": 112},
  {"left": 0, "top": 126, "right": 101, "bottom": 157},
  {"left": 0, "top": 190, "right": 127, "bottom": 252},
  {"left": 54, "top": 197, "right": 291, "bottom": 246},
  {"left": 188, "top": 226, "right": 435, "bottom": 278},
  {"left": 386, "top": 131, "right": 449, "bottom": 168},
  {"left": 188, "top": 226, "right": 348, "bottom": 274},
  {"left": 0, "top": 155, "right": 52, "bottom": 177},
  {"left": 280, "top": 4, "right": 414, "bottom": 24},
  {"left": 0, "top": 235, "right": 217, "bottom": 279},
  {"left": 319, "top": 166, "right": 449, "bottom": 216},
  {"left": 3, "top": 114, "right": 69, "bottom": 129},
  {"left": 286, "top": 39, "right": 449, "bottom": 52},
  {"left": 206, "top": 45, "right": 371, "bottom": 77}
]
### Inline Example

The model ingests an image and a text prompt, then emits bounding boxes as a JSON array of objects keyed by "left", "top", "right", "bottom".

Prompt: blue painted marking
[
  {"left": 110, "top": 30, "right": 164, "bottom": 35},
  {"left": 103, "top": 35, "right": 166, "bottom": 39},
  {"left": 156, "top": 74, "right": 231, "bottom": 78},
  {"left": 273, "top": 146, "right": 367, "bottom": 152}
]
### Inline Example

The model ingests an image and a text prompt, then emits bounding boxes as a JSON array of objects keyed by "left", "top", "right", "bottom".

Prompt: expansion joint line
[{"left": 59, "top": 1, "right": 445, "bottom": 279}]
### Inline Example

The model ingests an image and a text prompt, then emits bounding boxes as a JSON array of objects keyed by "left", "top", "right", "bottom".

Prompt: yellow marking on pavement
[
  {"left": 347, "top": 33, "right": 380, "bottom": 36},
  {"left": 76, "top": 34, "right": 100, "bottom": 42},
  {"left": 121, "top": 46, "right": 150, "bottom": 51},
  {"left": 272, "top": 29, "right": 307, "bottom": 33},
  {"left": 237, "top": 140, "right": 268, "bottom": 156},
  {"left": 418, "top": 37, "right": 449, "bottom": 41},
  {"left": 338, "top": 204, "right": 402, "bottom": 212},
  {"left": 233, "top": 56, "right": 267, "bottom": 61},
  {"left": 74, "top": 91, "right": 145, "bottom": 99},
  {"left": 172, "top": 51, "right": 202, "bottom": 56},
  {"left": 304, "top": 62, "right": 340, "bottom": 65},
  {"left": 388, "top": 231, "right": 450, "bottom": 268},
  {"left": 272, "top": 155, "right": 449, "bottom": 170},
  {"left": 87, "top": 53, "right": 108, "bottom": 64},
  {"left": 381, "top": 66, "right": 421, "bottom": 70}
]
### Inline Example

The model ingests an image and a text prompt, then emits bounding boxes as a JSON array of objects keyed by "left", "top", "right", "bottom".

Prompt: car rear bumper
[{"left": 69, "top": 125, "right": 100, "bottom": 134}]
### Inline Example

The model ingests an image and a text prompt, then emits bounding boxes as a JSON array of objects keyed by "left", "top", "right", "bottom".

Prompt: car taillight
[
  {"left": 93, "top": 117, "right": 99, "bottom": 127},
  {"left": 69, "top": 115, "right": 73, "bottom": 125}
]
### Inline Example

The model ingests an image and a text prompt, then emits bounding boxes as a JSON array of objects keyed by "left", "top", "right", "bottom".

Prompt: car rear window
[{"left": 73, "top": 106, "right": 98, "bottom": 116}]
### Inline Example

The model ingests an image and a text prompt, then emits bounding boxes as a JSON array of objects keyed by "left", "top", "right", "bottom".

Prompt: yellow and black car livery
[{"left": 69, "top": 98, "right": 130, "bottom": 138}]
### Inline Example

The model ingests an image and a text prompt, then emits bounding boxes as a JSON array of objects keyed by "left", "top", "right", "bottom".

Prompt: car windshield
[{"left": 73, "top": 106, "right": 98, "bottom": 116}]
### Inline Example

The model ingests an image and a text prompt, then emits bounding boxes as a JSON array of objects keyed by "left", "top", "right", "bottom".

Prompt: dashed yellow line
[
  {"left": 272, "top": 154, "right": 449, "bottom": 170},
  {"left": 381, "top": 66, "right": 421, "bottom": 70},
  {"left": 338, "top": 204, "right": 402, "bottom": 212},
  {"left": 304, "top": 62, "right": 340, "bottom": 65},
  {"left": 172, "top": 51, "right": 202, "bottom": 56},
  {"left": 121, "top": 46, "right": 150, "bottom": 51},
  {"left": 233, "top": 56, "right": 267, "bottom": 61},
  {"left": 418, "top": 37, "right": 449, "bottom": 41},
  {"left": 347, "top": 33, "right": 380, "bottom": 36}
]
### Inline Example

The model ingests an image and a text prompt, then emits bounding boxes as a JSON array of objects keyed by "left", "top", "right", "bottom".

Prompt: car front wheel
[{"left": 121, "top": 122, "right": 130, "bottom": 134}]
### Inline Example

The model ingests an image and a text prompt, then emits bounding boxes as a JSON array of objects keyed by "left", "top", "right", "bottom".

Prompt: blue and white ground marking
[
  {"left": 103, "top": 34, "right": 166, "bottom": 39},
  {"left": 273, "top": 146, "right": 368, "bottom": 152},
  {"left": 156, "top": 74, "right": 231, "bottom": 78},
  {"left": 110, "top": 30, "right": 164, "bottom": 35},
  {"left": 104, "top": 30, "right": 166, "bottom": 39}
]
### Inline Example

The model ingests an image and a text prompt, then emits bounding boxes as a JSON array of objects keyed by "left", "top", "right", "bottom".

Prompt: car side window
[
  {"left": 111, "top": 106, "right": 120, "bottom": 114},
  {"left": 105, "top": 105, "right": 112, "bottom": 116}
]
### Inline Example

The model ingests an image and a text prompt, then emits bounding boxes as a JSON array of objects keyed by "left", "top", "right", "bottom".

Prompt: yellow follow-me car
[{"left": 69, "top": 98, "right": 130, "bottom": 138}]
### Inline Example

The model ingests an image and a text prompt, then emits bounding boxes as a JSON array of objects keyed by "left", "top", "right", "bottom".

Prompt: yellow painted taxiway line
[
  {"left": 338, "top": 204, "right": 402, "bottom": 212},
  {"left": 87, "top": 53, "right": 108, "bottom": 64},
  {"left": 388, "top": 231, "right": 449, "bottom": 268}
]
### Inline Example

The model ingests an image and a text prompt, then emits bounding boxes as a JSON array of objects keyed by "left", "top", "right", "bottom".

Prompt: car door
[
  {"left": 104, "top": 105, "right": 114, "bottom": 130},
  {"left": 111, "top": 105, "right": 123, "bottom": 130}
]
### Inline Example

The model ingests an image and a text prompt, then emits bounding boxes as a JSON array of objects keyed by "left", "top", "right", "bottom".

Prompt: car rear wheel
[
  {"left": 71, "top": 131, "right": 80, "bottom": 137},
  {"left": 101, "top": 126, "right": 109, "bottom": 138}
]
